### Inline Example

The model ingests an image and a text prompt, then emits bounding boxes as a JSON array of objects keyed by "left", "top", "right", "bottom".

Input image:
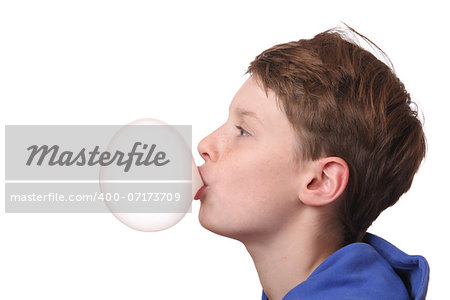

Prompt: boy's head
[{"left": 197, "top": 25, "right": 426, "bottom": 246}]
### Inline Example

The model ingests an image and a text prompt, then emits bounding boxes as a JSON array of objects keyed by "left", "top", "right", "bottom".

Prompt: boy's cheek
[{"left": 202, "top": 182, "right": 291, "bottom": 225}]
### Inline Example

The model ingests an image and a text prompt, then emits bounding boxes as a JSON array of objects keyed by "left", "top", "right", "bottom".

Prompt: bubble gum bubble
[{"left": 99, "top": 118, "right": 203, "bottom": 232}]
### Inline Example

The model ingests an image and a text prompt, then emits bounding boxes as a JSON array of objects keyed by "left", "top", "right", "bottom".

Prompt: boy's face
[{"left": 197, "top": 75, "right": 307, "bottom": 241}]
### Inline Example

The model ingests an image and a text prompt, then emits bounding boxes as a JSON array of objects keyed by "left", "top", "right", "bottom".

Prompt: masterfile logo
[
  {"left": 26, "top": 142, "right": 170, "bottom": 172},
  {"left": 4, "top": 124, "right": 193, "bottom": 214}
]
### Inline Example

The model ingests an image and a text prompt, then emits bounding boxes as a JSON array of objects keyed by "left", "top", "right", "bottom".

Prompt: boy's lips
[
  {"left": 194, "top": 167, "right": 208, "bottom": 200},
  {"left": 194, "top": 185, "right": 208, "bottom": 200}
]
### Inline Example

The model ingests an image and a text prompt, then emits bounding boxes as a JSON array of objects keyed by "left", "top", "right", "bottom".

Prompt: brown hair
[{"left": 245, "top": 24, "right": 426, "bottom": 245}]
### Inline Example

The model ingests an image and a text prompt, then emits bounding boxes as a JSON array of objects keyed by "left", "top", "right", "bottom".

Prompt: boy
[{"left": 195, "top": 25, "right": 429, "bottom": 300}]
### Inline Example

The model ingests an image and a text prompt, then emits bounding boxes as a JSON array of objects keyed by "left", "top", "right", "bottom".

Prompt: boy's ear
[{"left": 298, "top": 157, "right": 349, "bottom": 207}]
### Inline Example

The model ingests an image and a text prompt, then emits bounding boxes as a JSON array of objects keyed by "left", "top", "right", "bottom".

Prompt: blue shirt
[{"left": 261, "top": 233, "right": 429, "bottom": 300}]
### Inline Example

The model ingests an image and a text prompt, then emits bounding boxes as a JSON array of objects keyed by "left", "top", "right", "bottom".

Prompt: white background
[{"left": 1, "top": 1, "right": 448, "bottom": 299}]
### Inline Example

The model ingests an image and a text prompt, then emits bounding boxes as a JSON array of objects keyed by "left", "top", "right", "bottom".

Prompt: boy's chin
[
  {"left": 198, "top": 212, "right": 258, "bottom": 243},
  {"left": 198, "top": 212, "right": 231, "bottom": 238}
]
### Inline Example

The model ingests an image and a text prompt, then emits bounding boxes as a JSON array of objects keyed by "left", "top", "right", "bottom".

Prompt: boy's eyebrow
[{"left": 231, "top": 107, "right": 264, "bottom": 126}]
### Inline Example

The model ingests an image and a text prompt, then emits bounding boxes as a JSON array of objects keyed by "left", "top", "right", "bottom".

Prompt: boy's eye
[{"left": 235, "top": 125, "right": 250, "bottom": 137}]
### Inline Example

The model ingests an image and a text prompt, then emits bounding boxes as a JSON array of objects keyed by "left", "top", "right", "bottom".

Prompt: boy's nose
[{"left": 197, "top": 133, "right": 219, "bottom": 163}]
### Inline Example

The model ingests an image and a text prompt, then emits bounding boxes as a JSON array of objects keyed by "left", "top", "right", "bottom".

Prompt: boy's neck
[{"left": 243, "top": 212, "right": 341, "bottom": 300}]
